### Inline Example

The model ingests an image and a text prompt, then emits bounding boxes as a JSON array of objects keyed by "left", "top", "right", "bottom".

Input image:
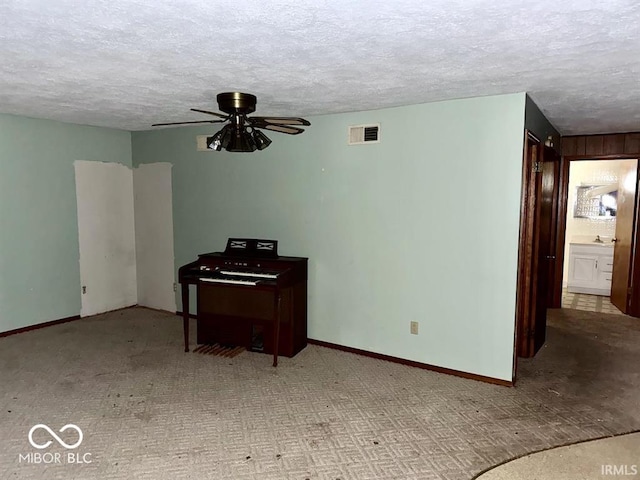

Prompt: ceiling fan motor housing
[{"left": 217, "top": 92, "right": 257, "bottom": 115}]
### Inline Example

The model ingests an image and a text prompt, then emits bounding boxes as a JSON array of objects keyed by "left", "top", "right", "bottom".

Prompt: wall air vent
[{"left": 348, "top": 124, "right": 380, "bottom": 145}]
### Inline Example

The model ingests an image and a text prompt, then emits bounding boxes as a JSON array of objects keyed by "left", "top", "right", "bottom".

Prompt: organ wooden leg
[
  {"left": 182, "top": 283, "right": 190, "bottom": 352},
  {"left": 272, "top": 291, "right": 281, "bottom": 367}
]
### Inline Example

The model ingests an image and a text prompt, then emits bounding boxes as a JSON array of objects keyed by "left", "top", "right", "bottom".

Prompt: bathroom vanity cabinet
[{"left": 567, "top": 242, "right": 614, "bottom": 295}]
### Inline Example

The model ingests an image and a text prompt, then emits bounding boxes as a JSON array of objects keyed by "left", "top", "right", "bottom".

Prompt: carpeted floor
[{"left": 0, "top": 307, "right": 638, "bottom": 479}]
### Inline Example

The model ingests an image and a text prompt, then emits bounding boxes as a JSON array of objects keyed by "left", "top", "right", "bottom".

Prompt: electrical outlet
[
  {"left": 173, "top": 283, "right": 177, "bottom": 292},
  {"left": 410, "top": 321, "right": 419, "bottom": 335}
]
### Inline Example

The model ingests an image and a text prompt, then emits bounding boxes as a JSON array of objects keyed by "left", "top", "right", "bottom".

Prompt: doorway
[
  {"left": 515, "top": 132, "right": 640, "bottom": 384},
  {"left": 560, "top": 158, "right": 638, "bottom": 315}
]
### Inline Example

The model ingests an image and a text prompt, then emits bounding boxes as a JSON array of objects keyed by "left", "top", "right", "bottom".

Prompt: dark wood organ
[{"left": 178, "top": 239, "right": 308, "bottom": 366}]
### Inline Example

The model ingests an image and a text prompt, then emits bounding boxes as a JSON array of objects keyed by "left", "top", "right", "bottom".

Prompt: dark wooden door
[
  {"left": 543, "top": 147, "right": 561, "bottom": 310},
  {"left": 530, "top": 148, "right": 557, "bottom": 353},
  {"left": 517, "top": 135, "right": 558, "bottom": 358},
  {"left": 610, "top": 161, "right": 638, "bottom": 313}
]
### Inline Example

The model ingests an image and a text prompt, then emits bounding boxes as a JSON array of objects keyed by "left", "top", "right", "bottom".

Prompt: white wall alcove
[
  {"left": 75, "top": 160, "right": 137, "bottom": 317},
  {"left": 133, "top": 162, "right": 176, "bottom": 313}
]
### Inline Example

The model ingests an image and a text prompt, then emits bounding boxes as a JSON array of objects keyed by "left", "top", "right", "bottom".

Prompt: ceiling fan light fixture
[
  {"left": 226, "top": 128, "right": 257, "bottom": 153},
  {"left": 220, "top": 125, "right": 233, "bottom": 149},
  {"left": 206, "top": 130, "right": 224, "bottom": 151},
  {"left": 253, "top": 130, "right": 272, "bottom": 150},
  {"left": 207, "top": 125, "right": 235, "bottom": 151}
]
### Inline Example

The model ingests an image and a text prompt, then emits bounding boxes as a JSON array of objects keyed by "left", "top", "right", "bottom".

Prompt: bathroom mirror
[{"left": 574, "top": 184, "right": 618, "bottom": 218}]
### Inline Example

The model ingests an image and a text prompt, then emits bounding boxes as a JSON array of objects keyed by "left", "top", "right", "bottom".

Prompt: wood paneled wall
[{"left": 562, "top": 132, "right": 640, "bottom": 157}]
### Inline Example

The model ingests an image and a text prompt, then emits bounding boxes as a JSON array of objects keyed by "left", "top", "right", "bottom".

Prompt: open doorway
[
  {"left": 515, "top": 132, "right": 640, "bottom": 385},
  {"left": 561, "top": 158, "right": 638, "bottom": 315}
]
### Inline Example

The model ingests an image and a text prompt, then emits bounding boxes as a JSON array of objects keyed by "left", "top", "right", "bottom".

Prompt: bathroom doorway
[
  {"left": 559, "top": 158, "right": 637, "bottom": 315},
  {"left": 550, "top": 133, "right": 640, "bottom": 318},
  {"left": 552, "top": 158, "right": 638, "bottom": 314}
]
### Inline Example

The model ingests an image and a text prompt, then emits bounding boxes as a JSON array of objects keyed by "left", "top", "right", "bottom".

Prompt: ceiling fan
[{"left": 152, "top": 92, "right": 310, "bottom": 152}]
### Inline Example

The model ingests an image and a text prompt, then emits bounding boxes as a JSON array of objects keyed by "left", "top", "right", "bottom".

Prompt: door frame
[{"left": 551, "top": 153, "right": 640, "bottom": 315}]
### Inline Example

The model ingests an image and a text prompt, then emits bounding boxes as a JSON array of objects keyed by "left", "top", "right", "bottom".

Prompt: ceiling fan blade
[
  {"left": 151, "top": 119, "right": 226, "bottom": 127},
  {"left": 254, "top": 124, "right": 306, "bottom": 135},
  {"left": 249, "top": 117, "right": 310, "bottom": 126},
  {"left": 190, "top": 108, "right": 228, "bottom": 119}
]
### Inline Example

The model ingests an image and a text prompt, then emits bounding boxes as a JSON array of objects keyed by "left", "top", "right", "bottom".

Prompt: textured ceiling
[{"left": 1, "top": 0, "right": 639, "bottom": 134}]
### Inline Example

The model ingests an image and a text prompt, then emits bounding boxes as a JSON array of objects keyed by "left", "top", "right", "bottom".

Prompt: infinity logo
[{"left": 28, "top": 424, "right": 83, "bottom": 450}]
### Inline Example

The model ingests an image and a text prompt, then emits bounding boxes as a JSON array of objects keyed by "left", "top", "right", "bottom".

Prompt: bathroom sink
[
  {"left": 569, "top": 235, "right": 614, "bottom": 246},
  {"left": 593, "top": 235, "right": 614, "bottom": 245}
]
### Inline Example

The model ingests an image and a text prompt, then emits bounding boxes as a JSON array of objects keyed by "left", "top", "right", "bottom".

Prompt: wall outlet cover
[{"left": 410, "top": 321, "right": 419, "bottom": 335}]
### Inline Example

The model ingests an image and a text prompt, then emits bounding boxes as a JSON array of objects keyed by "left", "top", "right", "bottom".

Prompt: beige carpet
[
  {"left": 0, "top": 307, "right": 639, "bottom": 479},
  {"left": 475, "top": 432, "right": 639, "bottom": 480}
]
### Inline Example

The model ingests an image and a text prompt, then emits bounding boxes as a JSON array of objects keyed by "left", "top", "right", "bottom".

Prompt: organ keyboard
[
  {"left": 178, "top": 239, "right": 308, "bottom": 366},
  {"left": 201, "top": 277, "right": 259, "bottom": 286}
]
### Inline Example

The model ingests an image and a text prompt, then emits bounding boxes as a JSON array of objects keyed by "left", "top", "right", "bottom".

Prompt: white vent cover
[{"left": 348, "top": 124, "right": 380, "bottom": 145}]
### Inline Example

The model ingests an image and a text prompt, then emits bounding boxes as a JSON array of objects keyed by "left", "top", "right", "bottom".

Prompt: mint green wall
[
  {"left": 0, "top": 114, "right": 131, "bottom": 332},
  {"left": 132, "top": 93, "right": 526, "bottom": 381}
]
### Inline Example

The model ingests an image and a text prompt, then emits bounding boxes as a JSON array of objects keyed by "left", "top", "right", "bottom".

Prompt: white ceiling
[{"left": 1, "top": 0, "right": 639, "bottom": 134}]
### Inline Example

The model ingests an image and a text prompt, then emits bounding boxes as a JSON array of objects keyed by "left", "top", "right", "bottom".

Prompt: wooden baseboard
[
  {"left": 307, "top": 339, "right": 513, "bottom": 387},
  {"left": 0, "top": 304, "right": 152, "bottom": 337},
  {"left": 1, "top": 306, "right": 181, "bottom": 338},
  {"left": 0, "top": 315, "right": 81, "bottom": 338},
  {"left": 170, "top": 316, "right": 510, "bottom": 386}
]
